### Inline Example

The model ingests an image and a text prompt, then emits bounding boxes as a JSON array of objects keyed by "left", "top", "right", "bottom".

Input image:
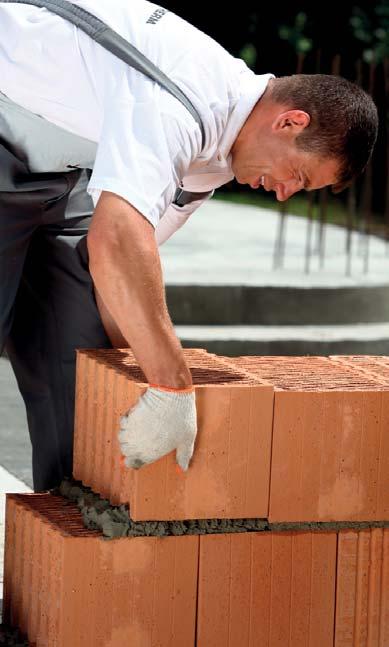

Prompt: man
[{"left": 0, "top": 0, "right": 378, "bottom": 491}]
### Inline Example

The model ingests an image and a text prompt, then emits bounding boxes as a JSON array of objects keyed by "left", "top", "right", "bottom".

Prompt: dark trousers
[{"left": 0, "top": 140, "right": 111, "bottom": 491}]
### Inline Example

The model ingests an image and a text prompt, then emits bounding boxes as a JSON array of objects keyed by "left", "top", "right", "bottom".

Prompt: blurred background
[{"left": 164, "top": 0, "right": 389, "bottom": 236}]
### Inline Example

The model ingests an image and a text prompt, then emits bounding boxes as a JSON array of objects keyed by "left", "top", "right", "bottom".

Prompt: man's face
[
  {"left": 231, "top": 140, "right": 339, "bottom": 202},
  {"left": 230, "top": 108, "right": 340, "bottom": 201}
]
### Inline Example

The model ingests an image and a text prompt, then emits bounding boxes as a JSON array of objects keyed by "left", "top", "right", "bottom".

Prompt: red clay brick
[
  {"left": 224, "top": 356, "right": 389, "bottom": 522},
  {"left": 197, "top": 531, "right": 337, "bottom": 647},
  {"left": 74, "top": 349, "right": 274, "bottom": 520},
  {"left": 335, "top": 528, "right": 389, "bottom": 646},
  {"left": 3, "top": 493, "right": 199, "bottom": 647},
  {"left": 331, "top": 355, "right": 389, "bottom": 386}
]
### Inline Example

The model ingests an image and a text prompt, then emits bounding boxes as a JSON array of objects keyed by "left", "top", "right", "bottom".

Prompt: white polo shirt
[{"left": 0, "top": 0, "right": 273, "bottom": 243}]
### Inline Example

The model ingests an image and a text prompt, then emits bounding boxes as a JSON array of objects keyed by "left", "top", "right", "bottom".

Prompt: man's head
[{"left": 230, "top": 74, "right": 378, "bottom": 201}]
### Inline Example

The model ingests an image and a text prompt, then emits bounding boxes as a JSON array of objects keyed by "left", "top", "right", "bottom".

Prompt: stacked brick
[
  {"left": 73, "top": 348, "right": 274, "bottom": 520},
  {"left": 222, "top": 355, "right": 389, "bottom": 522},
  {"left": 3, "top": 350, "right": 389, "bottom": 646}
]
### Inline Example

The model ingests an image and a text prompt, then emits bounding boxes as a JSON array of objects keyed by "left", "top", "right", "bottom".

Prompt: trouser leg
[
  {"left": 6, "top": 170, "right": 112, "bottom": 491},
  {"left": 0, "top": 143, "right": 42, "bottom": 352}
]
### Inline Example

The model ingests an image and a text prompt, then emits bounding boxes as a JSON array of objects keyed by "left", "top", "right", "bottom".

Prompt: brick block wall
[{"left": 4, "top": 494, "right": 389, "bottom": 647}]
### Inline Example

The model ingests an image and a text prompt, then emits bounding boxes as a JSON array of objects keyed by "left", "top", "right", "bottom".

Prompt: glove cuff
[{"left": 149, "top": 383, "right": 194, "bottom": 394}]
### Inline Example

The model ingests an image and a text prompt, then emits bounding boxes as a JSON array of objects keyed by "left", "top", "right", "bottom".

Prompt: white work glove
[{"left": 118, "top": 386, "right": 197, "bottom": 470}]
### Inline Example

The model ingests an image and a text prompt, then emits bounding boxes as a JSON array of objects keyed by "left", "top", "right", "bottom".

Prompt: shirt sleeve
[{"left": 87, "top": 74, "right": 202, "bottom": 227}]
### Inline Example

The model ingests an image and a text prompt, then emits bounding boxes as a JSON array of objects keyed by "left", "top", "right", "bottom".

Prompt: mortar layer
[{"left": 56, "top": 479, "right": 389, "bottom": 538}]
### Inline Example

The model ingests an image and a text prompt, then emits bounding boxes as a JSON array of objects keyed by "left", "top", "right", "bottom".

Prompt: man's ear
[{"left": 272, "top": 110, "right": 310, "bottom": 134}]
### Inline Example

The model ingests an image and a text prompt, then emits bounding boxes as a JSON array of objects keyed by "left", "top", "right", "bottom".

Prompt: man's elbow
[{"left": 88, "top": 191, "right": 157, "bottom": 255}]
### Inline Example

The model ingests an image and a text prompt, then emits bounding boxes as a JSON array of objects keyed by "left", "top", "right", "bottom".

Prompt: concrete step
[
  {"left": 161, "top": 200, "right": 389, "bottom": 326},
  {"left": 166, "top": 284, "right": 389, "bottom": 325},
  {"left": 176, "top": 323, "right": 389, "bottom": 356}
]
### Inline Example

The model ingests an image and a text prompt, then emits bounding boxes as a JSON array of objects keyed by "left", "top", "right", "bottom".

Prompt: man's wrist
[{"left": 149, "top": 383, "right": 194, "bottom": 393}]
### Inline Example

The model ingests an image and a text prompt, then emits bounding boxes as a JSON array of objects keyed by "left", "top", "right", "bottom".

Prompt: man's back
[{"left": 0, "top": 0, "right": 241, "bottom": 142}]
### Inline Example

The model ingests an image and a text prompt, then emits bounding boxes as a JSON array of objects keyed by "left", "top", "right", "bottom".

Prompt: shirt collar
[{"left": 218, "top": 72, "right": 274, "bottom": 165}]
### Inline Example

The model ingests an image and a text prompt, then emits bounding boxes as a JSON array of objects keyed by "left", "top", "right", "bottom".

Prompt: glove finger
[
  {"left": 176, "top": 439, "right": 195, "bottom": 472},
  {"left": 125, "top": 456, "right": 146, "bottom": 470}
]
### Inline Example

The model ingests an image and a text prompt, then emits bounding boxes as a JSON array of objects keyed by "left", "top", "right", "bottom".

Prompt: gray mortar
[
  {"left": 0, "top": 625, "right": 30, "bottom": 646},
  {"left": 55, "top": 479, "right": 267, "bottom": 537},
  {"left": 55, "top": 479, "right": 389, "bottom": 538}
]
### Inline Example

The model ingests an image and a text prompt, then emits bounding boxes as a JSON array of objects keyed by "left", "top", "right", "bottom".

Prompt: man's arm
[{"left": 87, "top": 190, "right": 192, "bottom": 388}]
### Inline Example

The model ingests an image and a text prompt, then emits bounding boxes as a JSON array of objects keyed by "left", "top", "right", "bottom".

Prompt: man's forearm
[{"left": 87, "top": 191, "right": 191, "bottom": 388}]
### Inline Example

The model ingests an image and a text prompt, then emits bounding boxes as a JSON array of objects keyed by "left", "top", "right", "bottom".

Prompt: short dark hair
[{"left": 270, "top": 74, "right": 379, "bottom": 192}]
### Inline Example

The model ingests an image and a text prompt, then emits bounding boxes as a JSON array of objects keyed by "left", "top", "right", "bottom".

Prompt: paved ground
[{"left": 160, "top": 200, "right": 389, "bottom": 287}]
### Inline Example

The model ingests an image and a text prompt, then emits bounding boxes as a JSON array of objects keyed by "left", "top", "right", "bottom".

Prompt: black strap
[{"left": 0, "top": 0, "right": 206, "bottom": 149}]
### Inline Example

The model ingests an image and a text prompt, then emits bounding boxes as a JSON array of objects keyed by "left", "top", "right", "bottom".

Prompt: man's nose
[{"left": 275, "top": 183, "right": 297, "bottom": 201}]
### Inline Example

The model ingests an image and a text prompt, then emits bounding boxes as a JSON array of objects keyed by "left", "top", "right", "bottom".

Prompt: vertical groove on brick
[
  {"left": 377, "top": 392, "right": 389, "bottom": 519},
  {"left": 269, "top": 392, "right": 306, "bottom": 522},
  {"left": 366, "top": 529, "right": 384, "bottom": 647},
  {"left": 100, "top": 365, "right": 116, "bottom": 498},
  {"left": 228, "top": 386, "right": 273, "bottom": 518},
  {"left": 37, "top": 512, "right": 51, "bottom": 646},
  {"left": 92, "top": 363, "right": 108, "bottom": 499},
  {"left": 28, "top": 511, "right": 41, "bottom": 642},
  {"left": 246, "top": 386, "right": 274, "bottom": 518},
  {"left": 379, "top": 530, "right": 389, "bottom": 646},
  {"left": 90, "top": 360, "right": 106, "bottom": 493},
  {"left": 73, "top": 351, "right": 88, "bottom": 481},
  {"left": 18, "top": 502, "right": 33, "bottom": 636},
  {"left": 197, "top": 534, "right": 231, "bottom": 646},
  {"left": 353, "top": 531, "right": 370, "bottom": 646},
  {"left": 10, "top": 500, "right": 23, "bottom": 630},
  {"left": 47, "top": 524, "right": 64, "bottom": 645},
  {"left": 269, "top": 533, "right": 293, "bottom": 646},
  {"left": 59, "top": 537, "right": 92, "bottom": 646},
  {"left": 70, "top": 537, "right": 100, "bottom": 647},
  {"left": 360, "top": 394, "right": 383, "bottom": 520},
  {"left": 92, "top": 539, "right": 114, "bottom": 647},
  {"left": 119, "top": 380, "right": 147, "bottom": 513},
  {"left": 309, "top": 532, "right": 338, "bottom": 646},
  {"left": 79, "top": 353, "right": 92, "bottom": 486},
  {"left": 110, "top": 372, "right": 134, "bottom": 505},
  {"left": 335, "top": 532, "right": 358, "bottom": 646},
  {"left": 2, "top": 496, "right": 16, "bottom": 625},
  {"left": 170, "top": 535, "right": 199, "bottom": 645},
  {"left": 103, "top": 366, "right": 121, "bottom": 502},
  {"left": 83, "top": 355, "right": 99, "bottom": 487}
]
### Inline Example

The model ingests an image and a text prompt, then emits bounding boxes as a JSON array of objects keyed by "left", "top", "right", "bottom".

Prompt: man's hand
[{"left": 119, "top": 387, "right": 197, "bottom": 470}]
